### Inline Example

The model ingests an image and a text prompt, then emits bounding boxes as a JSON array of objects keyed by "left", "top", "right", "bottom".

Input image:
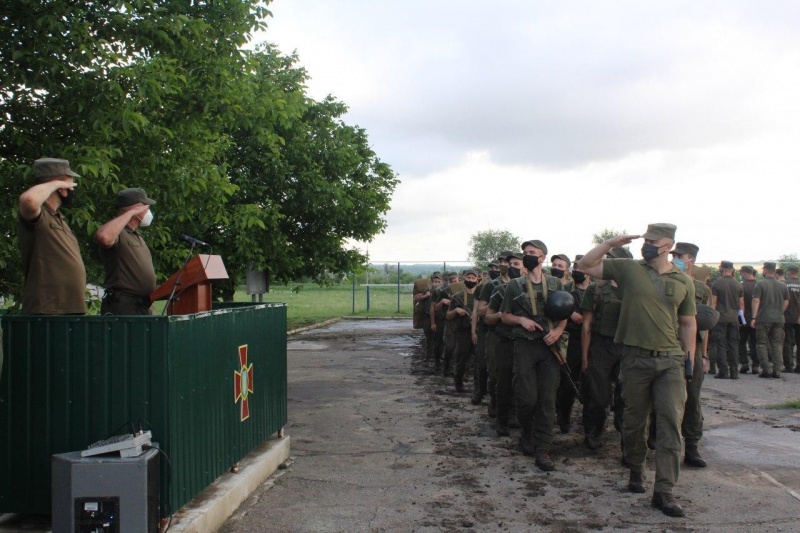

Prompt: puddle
[
  {"left": 705, "top": 423, "right": 800, "bottom": 468},
  {"left": 287, "top": 340, "right": 329, "bottom": 351},
  {"left": 302, "top": 319, "right": 412, "bottom": 335}
]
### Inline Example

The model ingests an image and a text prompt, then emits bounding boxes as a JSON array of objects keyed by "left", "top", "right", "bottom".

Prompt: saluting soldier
[
  {"left": 577, "top": 224, "right": 696, "bottom": 518},
  {"left": 501, "top": 240, "right": 567, "bottom": 471}
]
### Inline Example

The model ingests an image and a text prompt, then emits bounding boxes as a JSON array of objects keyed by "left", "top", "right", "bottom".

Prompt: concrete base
[
  {"left": 0, "top": 435, "right": 290, "bottom": 533},
  {"left": 167, "top": 435, "right": 291, "bottom": 532}
]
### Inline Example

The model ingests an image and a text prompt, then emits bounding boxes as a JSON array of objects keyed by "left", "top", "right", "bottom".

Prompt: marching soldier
[{"left": 447, "top": 269, "right": 480, "bottom": 392}]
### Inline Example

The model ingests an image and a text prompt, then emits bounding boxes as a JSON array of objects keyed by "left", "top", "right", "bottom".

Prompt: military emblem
[{"left": 234, "top": 344, "right": 254, "bottom": 422}]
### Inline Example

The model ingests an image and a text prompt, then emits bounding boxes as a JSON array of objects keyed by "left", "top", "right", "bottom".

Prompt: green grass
[
  {"left": 231, "top": 285, "right": 413, "bottom": 330},
  {"left": 768, "top": 399, "right": 800, "bottom": 409}
]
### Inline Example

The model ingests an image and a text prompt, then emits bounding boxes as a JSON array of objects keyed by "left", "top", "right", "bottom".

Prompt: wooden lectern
[{"left": 151, "top": 254, "right": 229, "bottom": 315}]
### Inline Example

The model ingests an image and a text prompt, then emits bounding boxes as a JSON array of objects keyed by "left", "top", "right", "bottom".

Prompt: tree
[
  {"left": 778, "top": 253, "right": 799, "bottom": 269},
  {"left": 0, "top": 3, "right": 396, "bottom": 305},
  {"left": 591, "top": 228, "right": 628, "bottom": 246},
  {"left": 468, "top": 230, "right": 520, "bottom": 266}
]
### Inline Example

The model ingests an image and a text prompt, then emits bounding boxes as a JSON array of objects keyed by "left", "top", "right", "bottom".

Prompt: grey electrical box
[{"left": 52, "top": 448, "right": 159, "bottom": 533}]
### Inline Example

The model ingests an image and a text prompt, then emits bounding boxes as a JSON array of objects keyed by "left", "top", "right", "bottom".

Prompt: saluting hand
[{"left": 606, "top": 234, "right": 641, "bottom": 248}]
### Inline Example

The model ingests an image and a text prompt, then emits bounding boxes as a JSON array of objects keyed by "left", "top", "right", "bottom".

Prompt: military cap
[
  {"left": 607, "top": 246, "right": 633, "bottom": 259},
  {"left": 763, "top": 261, "right": 777, "bottom": 270},
  {"left": 445, "top": 271, "right": 458, "bottom": 278},
  {"left": 671, "top": 242, "right": 699, "bottom": 257},
  {"left": 720, "top": 260, "right": 734, "bottom": 269},
  {"left": 34, "top": 158, "right": 80, "bottom": 180},
  {"left": 787, "top": 264, "right": 799, "bottom": 273},
  {"left": 642, "top": 223, "right": 677, "bottom": 241},
  {"left": 431, "top": 271, "right": 442, "bottom": 280},
  {"left": 118, "top": 187, "right": 156, "bottom": 207},
  {"left": 508, "top": 251, "right": 524, "bottom": 261},
  {"left": 488, "top": 260, "right": 499, "bottom": 268},
  {"left": 776, "top": 268, "right": 784, "bottom": 276},
  {"left": 550, "top": 254, "right": 571, "bottom": 267},
  {"left": 462, "top": 268, "right": 480, "bottom": 279},
  {"left": 498, "top": 250, "right": 515, "bottom": 261},
  {"left": 740, "top": 265, "right": 754, "bottom": 274},
  {"left": 521, "top": 239, "right": 548, "bottom": 255}
]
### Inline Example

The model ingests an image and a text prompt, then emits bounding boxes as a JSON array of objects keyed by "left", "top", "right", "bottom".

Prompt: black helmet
[
  {"left": 696, "top": 304, "right": 720, "bottom": 331},
  {"left": 544, "top": 290, "right": 576, "bottom": 321}
]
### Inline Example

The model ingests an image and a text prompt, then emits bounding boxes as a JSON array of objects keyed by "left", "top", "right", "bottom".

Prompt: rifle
[
  {"left": 512, "top": 294, "right": 583, "bottom": 403},
  {"left": 450, "top": 294, "right": 473, "bottom": 318}
]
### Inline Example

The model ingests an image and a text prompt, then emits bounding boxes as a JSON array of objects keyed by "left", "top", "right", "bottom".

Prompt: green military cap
[
  {"left": 787, "top": 264, "right": 799, "bottom": 273},
  {"left": 550, "top": 254, "right": 570, "bottom": 266},
  {"left": 642, "top": 223, "right": 677, "bottom": 241},
  {"left": 521, "top": 239, "right": 548, "bottom": 255},
  {"left": 740, "top": 265, "right": 754, "bottom": 274},
  {"left": 34, "top": 158, "right": 80, "bottom": 180},
  {"left": 444, "top": 271, "right": 458, "bottom": 278},
  {"left": 498, "top": 250, "right": 515, "bottom": 261},
  {"left": 509, "top": 251, "right": 524, "bottom": 260},
  {"left": 720, "top": 260, "right": 734, "bottom": 269},
  {"left": 118, "top": 187, "right": 156, "bottom": 207},
  {"left": 431, "top": 271, "right": 443, "bottom": 280},
  {"left": 763, "top": 261, "right": 777, "bottom": 270},
  {"left": 607, "top": 246, "right": 633, "bottom": 259},
  {"left": 671, "top": 242, "right": 699, "bottom": 257},
  {"left": 488, "top": 260, "right": 499, "bottom": 268},
  {"left": 462, "top": 268, "right": 480, "bottom": 278}
]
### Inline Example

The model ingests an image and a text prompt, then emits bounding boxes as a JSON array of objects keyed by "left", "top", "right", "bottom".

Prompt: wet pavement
[{"left": 223, "top": 319, "right": 800, "bottom": 532}]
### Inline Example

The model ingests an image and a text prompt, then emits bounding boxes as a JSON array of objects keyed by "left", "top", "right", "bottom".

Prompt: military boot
[
  {"left": 584, "top": 432, "right": 601, "bottom": 450},
  {"left": 487, "top": 395, "right": 497, "bottom": 418},
  {"left": 628, "top": 468, "right": 646, "bottom": 493},
  {"left": 534, "top": 449, "right": 555, "bottom": 472},
  {"left": 651, "top": 492, "right": 685, "bottom": 517},
  {"left": 455, "top": 378, "right": 466, "bottom": 393},
  {"left": 496, "top": 420, "right": 510, "bottom": 437},
  {"left": 684, "top": 444, "right": 707, "bottom": 468},
  {"left": 470, "top": 388, "right": 483, "bottom": 405},
  {"left": 518, "top": 431, "right": 535, "bottom": 456},
  {"left": 739, "top": 364, "right": 750, "bottom": 374},
  {"left": 714, "top": 370, "right": 729, "bottom": 379}
]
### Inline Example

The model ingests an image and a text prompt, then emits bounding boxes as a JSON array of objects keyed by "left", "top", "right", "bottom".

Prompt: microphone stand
[{"left": 162, "top": 242, "right": 197, "bottom": 316}]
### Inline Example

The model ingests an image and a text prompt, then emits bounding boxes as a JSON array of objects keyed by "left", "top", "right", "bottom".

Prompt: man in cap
[
  {"left": 669, "top": 242, "right": 712, "bottom": 467},
  {"left": 738, "top": 266, "right": 759, "bottom": 374},
  {"left": 501, "top": 239, "right": 567, "bottom": 471},
  {"left": 781, "top": 265, "right": 800, "bottom": 373},
  {"left": 17, "top": 158, "right": 86, "bottom": 314},
  {"left": 751, "top": 262, "right": 789, "bottom": 378},
  {"left": 435, "top": 272, "right": 464, "bottom": 376},
  {"left": 581, "top": 246, "right": 631, "bottom": 451},
  {"left": 95, "top": 188, "right": 157, "bottom": 315},
  {"left": 447, "top": 268, "right": 481, "bottom": 392},
  {"left": 430, "top": 271, "right": 456, "bottom": 370},
  {"left": 550, "top": 254, "right": 573, "bottom": 292},
  {"left": 577, "top": 224, "right": 696, "bottom": 518},
  {"left": 471, "top": 257, "right": 507, "bottom": 407},
  {"left": 710, "top": 261, "right": 744, "bottom": 379},
  {"left": 417, "top": 272, "right": 442, "bottom": 358},
  {"left": 412, "top": 273, "right": 432, "bottom": 331}
]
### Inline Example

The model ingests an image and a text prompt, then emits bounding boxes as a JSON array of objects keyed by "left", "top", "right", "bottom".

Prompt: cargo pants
[
  {"left": 513, "top": 338, "right": 560, "bottom": 451},
  {"left": 756, "top": 322, "right": 784, "bottom": 374},
  {"left": 582, "top": 334, "right": 623, "bottom": 436}
]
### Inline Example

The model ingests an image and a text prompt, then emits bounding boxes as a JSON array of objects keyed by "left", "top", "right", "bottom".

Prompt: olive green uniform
[
  {"left": 17, "top": 206, "right": 86, "bottom": 315},
  {"left": 711, "top": 276, "right": 743, "bottom": 377},
  {"left": 413, "top": 279, "right": 433, "bottom": 356},
  {"left": 489, "top": 282, "right": 516, "bottom": 427},
  {"left": 581, "top": 280, "right": 624, "bottom": 437},
  {"left": 99, "top": 226, "right": 156, "bottom": 315},
  {"left": 473, "top": 279, "right": 498, "bottom": 402},
  {"left": 753, "top": 278, "right": 789, "bottom": 374},
  {"left": 500, "top": 275, "right": 564, "bottom": 452},
  {"left": 739, "top": 278, "right": 758, "bottom": 369},
  {"left": 442, "top": 281, "right": 465, "bottom": 374},
  {"left": 602, "top": 258, "right": 695, "bottom": 494},
  {"left": 448, "top": 288, "right": 477, "bottom": 389},
  {"left": 782, "top": 277, "right": 800, "bottom": 372},
  {"left": 682, "top": 279, "right": 710, "bottom": 448},
  {"left": 556, "top": 285, "right": 586, "bottom": 431},
  {"left": 430, "top": 282, "right": 450, "bottom": 367}
]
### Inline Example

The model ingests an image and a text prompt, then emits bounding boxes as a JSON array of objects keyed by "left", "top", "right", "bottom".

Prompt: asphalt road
[{"left": 221, "top": 319, "right": 800, "bottom": 533}]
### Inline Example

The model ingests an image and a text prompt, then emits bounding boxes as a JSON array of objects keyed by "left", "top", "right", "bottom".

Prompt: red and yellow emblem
[{"left": 234, "top": 344, "right": 254, "bottom": 421}]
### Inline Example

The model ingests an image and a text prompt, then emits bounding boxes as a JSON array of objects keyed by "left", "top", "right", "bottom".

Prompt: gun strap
[{"left": 525, "top": 274, "right": 548, "bottom": 319}]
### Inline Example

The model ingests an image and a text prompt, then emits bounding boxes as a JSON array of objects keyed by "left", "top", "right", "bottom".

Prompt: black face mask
[
  {"left": 641, "top": 243, "right": 663, "bottom": 262},
  {"left": 488, "top": 270, "right": 500, "bottom": 280},
  {"left": 522, "top": 255, "right": 540, "bottom": 270},
  {"left": 507, "top": 266, "right": 521, "bottom": 279},
  {"left": 550, "top": 267, "right": 565, "bottom": 279},
  {"left": 464, "top": 280, "right": 478, "bottom": 289},
  {"left": 60, "top": 187, "right": 75, "bottom": 207},
  {"left": 572, "top": 271, "right": 587, "bottom": 284}
]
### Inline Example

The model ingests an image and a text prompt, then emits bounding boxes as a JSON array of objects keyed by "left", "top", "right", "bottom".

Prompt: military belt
[{"left": 624, "top": 345, "right": 683, "bottom": 357}]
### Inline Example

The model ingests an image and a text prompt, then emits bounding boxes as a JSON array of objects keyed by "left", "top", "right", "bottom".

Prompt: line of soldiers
[{"left": 410, "top": 223, "right": 778, "bottom": 518}]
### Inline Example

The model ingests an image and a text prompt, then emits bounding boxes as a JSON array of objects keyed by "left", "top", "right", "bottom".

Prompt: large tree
[
  {"left": 468, "top": 229, "right": 520, "bottom": 266},
  {"left": 0, "top": 2, "right": 395, "bottom": 305}
]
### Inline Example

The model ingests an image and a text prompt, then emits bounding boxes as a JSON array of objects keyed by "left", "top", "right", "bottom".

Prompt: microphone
[{"left": 179, "top": 234, "right": 210, "bottom": 247}]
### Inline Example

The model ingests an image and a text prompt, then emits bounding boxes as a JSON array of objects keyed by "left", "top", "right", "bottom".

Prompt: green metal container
[{"left": 0, "top": 303, "right": 287, "bottom": 516}]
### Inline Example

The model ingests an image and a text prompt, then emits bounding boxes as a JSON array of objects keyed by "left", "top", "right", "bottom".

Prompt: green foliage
[
  {"left": 468, "top": 229, "right": 520, "bottom": 266},
  {"left": 768, "top": 399, "right": 800, "bottom": 409},
  {"left": 0, "top": 2, "right": 396, "bottom": 305},
  {"left": 592, "top": 228, "right": 627, "bottom": 246},
  {"left": 778, "top": 253, "right": 799, "bottom": 269}
]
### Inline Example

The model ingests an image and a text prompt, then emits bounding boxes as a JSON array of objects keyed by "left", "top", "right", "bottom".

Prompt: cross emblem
[{"left": 234, "top": 344, "right": 254, "bottom": 422}]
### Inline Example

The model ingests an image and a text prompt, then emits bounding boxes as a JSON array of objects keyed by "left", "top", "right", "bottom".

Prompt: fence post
[
  {"left": 352, "top": 272, "right": 355, "bottom": 314},
  {"left": 397, "top": 261, "right": 401, "bottom": 313},
  {"left": 366, "top": 285, "right": 370, "bottom": 312}
]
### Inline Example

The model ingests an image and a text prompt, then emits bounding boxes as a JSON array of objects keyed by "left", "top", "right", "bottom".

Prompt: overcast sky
[{"left": 256, "top": 1, "right": 800, "bottom": 265}]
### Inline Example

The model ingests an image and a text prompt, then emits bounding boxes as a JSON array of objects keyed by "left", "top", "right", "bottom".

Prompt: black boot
[
  {"left": 534, "top": 449, "right": 555, "bottom": 472},
  {"left": 487, "top": 395, "right": 497, "bottom": 417},
  {"left": 518, "top": 431, "right": 535, "bottom": 456},
  {"left": 651, "top": 491, "right": 685, "bottom": 517},
  {"left": 628, "top": 468, "right": 646, "bottom": 493},
  {"left": 684, "top": 444, "right": 707, "bottom": 467}
]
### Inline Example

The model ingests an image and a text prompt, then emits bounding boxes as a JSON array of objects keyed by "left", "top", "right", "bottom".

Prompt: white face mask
[{"left": 139, "top": 210, "right": 154, "bottom": 227}]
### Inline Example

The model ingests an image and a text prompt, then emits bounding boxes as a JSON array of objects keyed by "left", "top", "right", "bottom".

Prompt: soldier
[
  {"left": 738, "top": 266, "right": 759, "bottom": 374},
  {"left": 556, "top": 254, "right": 590, "bottom": 434},
  {"left": 577, "top": 224, "right": 696, "bottom": 518},
  {"left": 581, "top": 246, "right": 632, "bottom": 451},
  {"left": 431, "top": 271, "right": 457, "bottom": 370},
  {"left": 551, "top": 254, "right": 573, "bottom": 292},
  {"left": 782, "top": 265, "right": 800, "bottom": 373},
  {"left": 752, "top": 262, "right": 789, "bottom": 378},
  {"left": 447, "top": 269, "right": 480, "bottom": 392},
  {"left": 418, "top": 272, "right": 442, "bottom": 359},
  {"left": 412, "top": 274, "right": 432, "bottom": 331},
  {"left": 438, "top": 272, "right": 464, "bottom": 377},
  {"left": 776, "top": 268, "right": 786, "bottom": 282},
  {"left": 486, "top": 252, "right": 524, "bottom": 435},
  {"left": 501, "top": 239, "right": 568, "bottom": 471},
  {"left": 669, "top": 242, "right": 711, "bottom": 468},
  {"left": 95, "top": 188, "right": 158, "bottom": 315},
  {"left": 17, "top": 158, "right": 85, "bottom": 315},
  {"left": 472, "top": 259, "right": 506, "bottom": 407},
  {"left": 710, "top": 261, "right": 744, "bottom": 379}
]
